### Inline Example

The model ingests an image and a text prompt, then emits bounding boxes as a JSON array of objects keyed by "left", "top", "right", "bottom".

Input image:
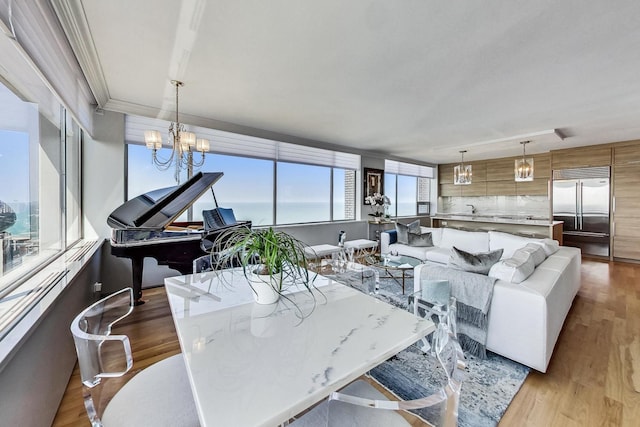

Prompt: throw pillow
[
  {"left": 395, "top": 220, "right": 420, "bottom": 245},
  {"left": 408, "top": 231, "right": 433, "bottom": 247},
  {"left": 530, "top": 238, "right": 560, "bottom": 256},
  {"left": 448, "top": 246, "right": 504, "bottom": 275},
  {"left": 488, "top": 251, "right": 536, "bottom": 284},
  {"left": 518, "top": 243, "right": 547, "bottom": 266}
]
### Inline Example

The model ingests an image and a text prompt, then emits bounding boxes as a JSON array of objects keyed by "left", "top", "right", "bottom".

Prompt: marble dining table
[{"left": 164, "top": 268, "right": 434, "bottom": 427}]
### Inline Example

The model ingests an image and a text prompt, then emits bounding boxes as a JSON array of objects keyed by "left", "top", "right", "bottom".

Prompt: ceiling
[{"left": 53, "top": 0, "right": 640, "bottom": 164}]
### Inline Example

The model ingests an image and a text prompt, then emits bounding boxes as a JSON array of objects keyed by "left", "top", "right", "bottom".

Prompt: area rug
[{"left": 325, "top": 267, "right": 530, "bottom": 427}]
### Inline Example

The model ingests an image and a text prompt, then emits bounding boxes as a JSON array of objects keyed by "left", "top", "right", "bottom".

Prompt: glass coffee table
[{"left": 364, "top": 254, "right": 422, "bottom": 294}]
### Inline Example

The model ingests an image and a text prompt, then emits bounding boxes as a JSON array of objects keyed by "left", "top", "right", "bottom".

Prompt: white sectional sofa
[{"left": 381, "top": 226, "right": 581, "bottom": 372}]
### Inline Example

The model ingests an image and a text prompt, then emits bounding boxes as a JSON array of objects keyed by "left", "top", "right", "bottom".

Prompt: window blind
[
  {"left": 126, "top": 115, "right": 360, "bottom": 170},
  {"left": 385, "top": 159, "right": 434, "bottom": 178},
  {"left": 0, "top": 0, "right": 95, "bottom": 132}
]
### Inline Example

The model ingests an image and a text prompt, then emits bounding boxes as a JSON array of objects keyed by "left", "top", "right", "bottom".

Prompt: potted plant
[{"left": 209, "top": 227, "right": 317, "bottom": 305}]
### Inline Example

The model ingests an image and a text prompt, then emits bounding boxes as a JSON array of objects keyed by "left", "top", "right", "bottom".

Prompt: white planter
[{"left": 249, "top": 273, "right": 281, "bottom": 305}]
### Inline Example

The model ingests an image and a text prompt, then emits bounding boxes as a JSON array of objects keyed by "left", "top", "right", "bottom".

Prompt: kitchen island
[{"left": 431, "top": 214, "right": 563, "bottom": 244}]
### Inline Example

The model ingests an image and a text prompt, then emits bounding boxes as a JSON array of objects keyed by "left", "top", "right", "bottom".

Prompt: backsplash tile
[{"left": 439, "top": 196, "right": 550, "bottom": 219}]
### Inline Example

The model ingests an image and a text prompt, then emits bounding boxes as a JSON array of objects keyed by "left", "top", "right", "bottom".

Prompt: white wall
[
  {"left": 83, "top": 111, "right": 133, "bottom": 292},
  {"left": 83, "top": 110, "right": 125, "bottom": 239},
  {"left": 0, "top": 249, "right": 101, "bottom": 427}
]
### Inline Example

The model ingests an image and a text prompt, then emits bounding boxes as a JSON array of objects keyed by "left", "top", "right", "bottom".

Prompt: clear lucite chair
[
  {"left": 291, "top": 298, "right": 465, "bottom": 427},
  {"left": 410, "top": 279, "right": 453, "bottom": 355},
  {"left": 70, "top": 288, "right": 200, "bottom": 427}
]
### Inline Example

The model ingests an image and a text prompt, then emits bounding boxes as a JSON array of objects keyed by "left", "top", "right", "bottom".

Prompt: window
[
  {"left": 385, "top": 160, "right": 434, "bottom": 217},
  {"left": 0, "top": 82, "right": 82, "bottom": 337},
  {"left": 125, "top": 116, "right": 358, "bottom": 226},
  {"left": 65, "top": 115, "right": 82, "bottom": 244},
  {"left": 194, "top": 153, "right": 275, "bottom": 226},
  {"left": 277, "top": 162, "right": 331, "bottom": 224}
]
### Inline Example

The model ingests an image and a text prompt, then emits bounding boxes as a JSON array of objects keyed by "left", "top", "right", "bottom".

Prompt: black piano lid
[{"left": 107, "top": 172, "right": 224, "bottom": 230}]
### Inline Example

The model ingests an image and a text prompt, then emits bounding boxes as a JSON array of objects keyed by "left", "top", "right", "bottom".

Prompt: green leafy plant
[{"left": 210, "top": 226, "right": 316, "bottom": 295}]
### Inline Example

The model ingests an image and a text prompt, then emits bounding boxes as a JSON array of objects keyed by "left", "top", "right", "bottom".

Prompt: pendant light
[
  {"left": 144, "top": 80, "right": 210, "bottom": 183},
  {"left": 514, "top": 140, "right": 534, "bottom": 182},
  {"left": 454, "top": 150, "right": 472, "bottom": 185}
]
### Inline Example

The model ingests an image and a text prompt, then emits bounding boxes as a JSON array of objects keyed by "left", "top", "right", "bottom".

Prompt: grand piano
[{"left": 107, "top": 172, "right": 251, "bottom": 305}]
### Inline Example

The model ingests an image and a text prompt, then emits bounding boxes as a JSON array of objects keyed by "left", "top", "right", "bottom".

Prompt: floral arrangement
[{"left": 365, "top": 193, "right": 390, "bottom": 217}]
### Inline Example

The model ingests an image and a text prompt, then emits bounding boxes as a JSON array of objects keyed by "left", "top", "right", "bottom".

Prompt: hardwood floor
[
  {"left": 52, "top": 259, "right": 640, "bottom": 426},
  {"left": 52, "top": 287, "right": 182, "bottom": 427},
  {"left": 502, "top": 259, "right": 640, "bottom": 426}
]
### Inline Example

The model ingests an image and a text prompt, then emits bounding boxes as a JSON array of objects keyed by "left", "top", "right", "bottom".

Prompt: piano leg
[{"left": 131, "top": 257, "right": 145, "bottom": 306}]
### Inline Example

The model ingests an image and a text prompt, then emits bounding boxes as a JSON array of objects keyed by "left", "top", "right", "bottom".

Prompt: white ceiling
[{"left": 54, "top": 0, "right": 640, "bottom": 164}]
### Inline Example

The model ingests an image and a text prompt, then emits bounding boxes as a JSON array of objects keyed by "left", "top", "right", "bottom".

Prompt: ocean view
[
  {"left": 3, "top": 200, "right": 418, "bottom": 235},
  {"left": 3, "top": 202, "right": 33, "bottom": 237},
  {"left": 191, "top": 201, "right": 348, "bottom": 226}
]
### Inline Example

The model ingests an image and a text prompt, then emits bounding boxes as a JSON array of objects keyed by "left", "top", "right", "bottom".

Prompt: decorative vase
[{"left": 249, "top": 273, "right": 281, "bottom": 304}]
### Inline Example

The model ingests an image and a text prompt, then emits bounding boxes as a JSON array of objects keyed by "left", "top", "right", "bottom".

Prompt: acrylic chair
[
  {"left": 70, "top": 287, "right": 200, "bottom": 427},
  {"left": 410, "top": 279, "right": 453, "bottom": 355},
  {"left": 291, "top": 298, "right": 465, "bottom": 427}
]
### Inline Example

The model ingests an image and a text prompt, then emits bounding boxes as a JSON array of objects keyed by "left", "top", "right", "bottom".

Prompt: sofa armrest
[{"left": 381, "top": 230, "right": 397, "bottom": 254}]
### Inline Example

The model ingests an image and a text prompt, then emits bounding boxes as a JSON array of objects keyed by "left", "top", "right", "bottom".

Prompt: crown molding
[{"left": 51, "top": 0, "right": 109, "bottom": 107}]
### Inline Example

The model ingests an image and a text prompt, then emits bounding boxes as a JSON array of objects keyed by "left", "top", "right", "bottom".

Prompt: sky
[
  {"left": 128, "top": 144, "right": 341, "bottom": 204},
  {"left": 0, "top": 130, "right": 29, "bottom": 204}
]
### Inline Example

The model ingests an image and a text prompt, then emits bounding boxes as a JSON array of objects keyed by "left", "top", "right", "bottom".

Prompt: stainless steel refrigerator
[{"left": 552, "top": 166, "right": 610, "bottom": 257}]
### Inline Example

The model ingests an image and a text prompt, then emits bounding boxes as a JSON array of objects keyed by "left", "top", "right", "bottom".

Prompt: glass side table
[{"left": 363, "top": 254, "right": 422, "bottom": 294}]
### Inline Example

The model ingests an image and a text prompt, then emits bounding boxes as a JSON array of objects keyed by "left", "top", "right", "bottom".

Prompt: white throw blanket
[{"left": 418, "top": 265, "right": 497, "bottom": 358}]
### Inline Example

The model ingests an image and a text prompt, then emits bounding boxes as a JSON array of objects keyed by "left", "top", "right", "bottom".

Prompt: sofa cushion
[
  {"left": 530, "top": 238, "right": 560, "bottom": 256},
  {"left": 448, "top": 247, "right": 503, "bottom": 275},
  {"left": 488, "top": 231, "right": 540, "bottom": 259},
  {"left": 408, "top": 231, "right": 433, "bottom": 247},
  {"left": 440, "top": 228, "right": 490, "bottom": 253},
  {"left": 488, "top": 250, "right": 536, "bottom": 283},
  {"left": 396, "top": 220, "right": 420, "bottom": 244},
  {"left": 388, "top": 243, "right": 437, "bottom": 260},
  {"left": 418, "top": 227, "right": 443, "bottom": 246},
  {"left": 424, "top": 247, "right": 452, "bottom": 264},
  {"left": 519, "top": 243, "right": 547, "bottom": 266}
]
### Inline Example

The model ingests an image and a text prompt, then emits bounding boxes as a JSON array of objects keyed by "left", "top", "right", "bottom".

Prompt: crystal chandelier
[
  {"left": 144, "top": 80, "right": 209, "bottom": 183},
  {"left": 453, "top": 150, "right": 472, "bottom": 185},
  {"left": 514, "top": 140, "right": 534, "bottom": 182}
]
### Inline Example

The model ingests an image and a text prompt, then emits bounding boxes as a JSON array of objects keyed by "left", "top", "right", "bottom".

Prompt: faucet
[{"left": 466, "top": 204, "right": 476, "bottom": 214}]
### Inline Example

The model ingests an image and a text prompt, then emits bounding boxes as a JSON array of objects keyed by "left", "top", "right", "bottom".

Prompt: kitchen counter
[
  {"left": 431, "top": 214, "right": 563, "bottom": 243},
  {"left": 432, "top": 214, "right": 562, "bottom": 226}
]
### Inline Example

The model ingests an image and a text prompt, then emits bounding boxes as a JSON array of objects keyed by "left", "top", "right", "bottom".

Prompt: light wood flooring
[{"left": 52, "top": 259, "right": 640, "bottom": 426}]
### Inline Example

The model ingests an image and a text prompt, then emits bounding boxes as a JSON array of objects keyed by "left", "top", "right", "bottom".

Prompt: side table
[{"left": 367, "top": 220, "right": 395, "bottom": 245}]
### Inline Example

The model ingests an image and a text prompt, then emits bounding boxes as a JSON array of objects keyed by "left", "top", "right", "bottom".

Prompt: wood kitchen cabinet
[
  {"left": 485, "top": 158, "right": 514, "bottom": 181},
  {"left": 438, "top": 163, "right": 456, "bottom": 184},
  {"left": 486, "top": 180, "right": 515, "bottom": 195},
  {"left": 551, "top": 145, "right": 612, "bottom": 170},
  {"left": 516, "top": 178, "right": 549, "bottom": 196},
  {"left": 612, "top": 163, "right": 640, "bottom": 260},
  {"left": 439, "top": 183, "right": 460, "bottom": 197},
  {"left": 462, "top": 181, "right": 487, "bottom": 196},
  {"left": 438, "top": 161, "right": 486, "bottom": 196},
  {"left": 613, "top": 141, "right": 640, "bottom": 165}
]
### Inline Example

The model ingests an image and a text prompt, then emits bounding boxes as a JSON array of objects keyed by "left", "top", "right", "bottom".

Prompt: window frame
[{"left": 384, "top": 160, "right": 434, "bottom": 218}]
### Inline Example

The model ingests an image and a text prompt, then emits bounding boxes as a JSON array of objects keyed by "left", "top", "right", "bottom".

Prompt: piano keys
[{"left": 107, "top": 172, "right": 250, "bottom": 305}]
